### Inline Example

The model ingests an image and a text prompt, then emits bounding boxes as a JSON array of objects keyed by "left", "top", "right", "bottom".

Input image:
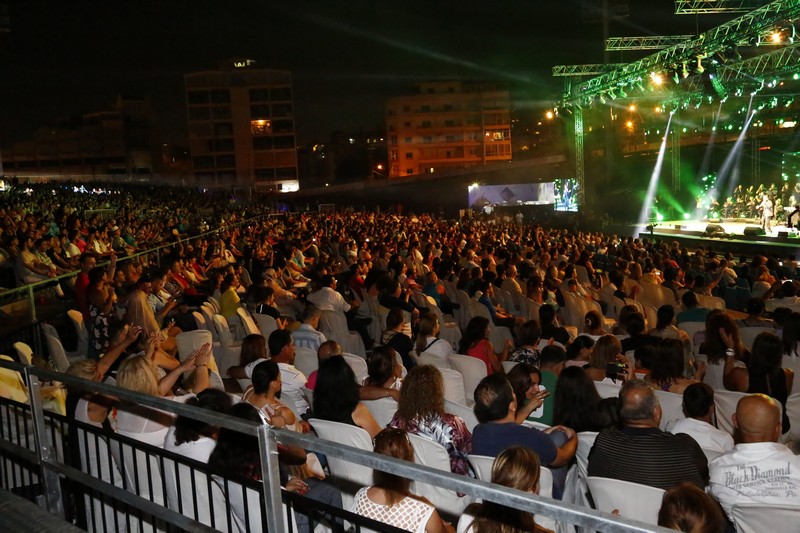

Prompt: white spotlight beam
[{"left": 637, "top": 113, "right": 675, "bottom": 231}]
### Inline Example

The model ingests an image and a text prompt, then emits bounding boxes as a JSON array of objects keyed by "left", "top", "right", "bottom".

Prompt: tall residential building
[
  {"left": 385, "top": 81, "right": 512, "bottom": 178},
  {"left": 1, "top": 96, "right": 156, "bottom": 179},
  {"left": 185, "top": 59, "right": 298, "bottom": 191}
]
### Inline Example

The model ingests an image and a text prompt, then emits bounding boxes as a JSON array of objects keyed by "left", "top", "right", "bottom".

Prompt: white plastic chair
[
  {"left": 67, "top": 309, "right": 89, "bottom": 357},
  {"left": 42, "top": 331, "right": 73, "bottom": 373},
  {"left": 342, "top": 353, "right": 368, "bottom": 384},
  {"left": 731, "top": 502, "right": 800, "bottom": 533},
  {"left": 0, "top": 355, "right": 28, "bottom": 403},
  {"left": 587, "top": 476, "right": 665, "bottom": 525},
  {"left": 362, "top": 397, "right": 399, "bottom": 428},
  {"left": 714, "top": 389, "right": 749, "bottom": 436},
  {"left": 501, "top": 360, "right": 519, "bottom": 373},
  {"left": 440, "top": 368, "right": 467, "bottom": 405},
  {"left": 293, "top": 346, "right": 318, "bottom": 380},
  {"left": 447, "top": 354, "right": 488, "bottom": 403},
  {"left": 253, "top": 313, "right": 279, "bottom": 340},
  {"left": 787, "top": 393, "right": 800, "bottom": 444},
  {"left": 309, "top": 418, "right": 373, "bottom": 510},
  {"left": 319, "top": 310, "right": 366, "bottom": 357},
  {"left": 206, "top": 296, "right": 221, "bottom": 314},
  {"left": 738, "top": 326, "right": 774, "bottom": 351},
  {"left": 593, "top": 379, "right": 622, "bottom": 400},
  {"left": 653, "top": 389, "right": 684, "bottom": 431},
  {"left": 175, "top": 330, "right": 225, "bottom": 390},
  {"left": 471, "top": 300, "right": 514, "bottom": 349},
  {"left": 407, "top": 432, "right": 472, "bottom": 517},
  {"left": 444, "top": 399, "right": 478, "bottom": 433},
  {"left": 211, "top": 314, "right": 242, "bottom": 377},
  {"left": 200, "top": 306, "right": 220, "bottom": 342},
  {"left": 236, "top": 307, "right": 261, "bottom": 336},
  {"left": 12, "top": 342, "right": 33, "bottom": 365}
]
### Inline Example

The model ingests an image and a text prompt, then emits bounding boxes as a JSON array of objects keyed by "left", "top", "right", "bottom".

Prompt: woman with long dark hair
[
  {"left": 699, "top": 311, "right": 747, "bottom": 390},
  {"left": 458, "top": 316, "right": 510, "bottom": 375},
  {"left": 312, "top": 356, "right": 381, "bottom": 438}
]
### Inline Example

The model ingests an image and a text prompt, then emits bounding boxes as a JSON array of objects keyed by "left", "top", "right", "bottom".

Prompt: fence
[{"left": 0, "top": 358, "right": 670, "bottom": 533}]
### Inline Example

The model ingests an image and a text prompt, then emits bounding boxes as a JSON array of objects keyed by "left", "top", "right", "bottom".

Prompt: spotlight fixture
[
  {"left": 682, "top": 62, "right": 689, "bottom": 78},
  {"left": 696, "top": 56, "right": 705, "bottom": 74}
]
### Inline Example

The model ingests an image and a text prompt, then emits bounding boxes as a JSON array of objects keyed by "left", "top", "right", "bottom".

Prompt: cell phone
[{"left": 606, "top": 362, "right": 627, "bottom": 382}]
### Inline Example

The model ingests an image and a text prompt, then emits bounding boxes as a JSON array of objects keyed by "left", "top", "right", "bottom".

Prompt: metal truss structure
[
  {"left": 674, "top": 0, "right": 771, "bottom": 14},
  {"left": 563, "top": 0, "right": 800, "bottom": 106},
  {"left": 552, "top": 64, "right": 626, "bottom": 77},
  {"left": 605, "top": 35, "right": 694, "bottom": 51}
]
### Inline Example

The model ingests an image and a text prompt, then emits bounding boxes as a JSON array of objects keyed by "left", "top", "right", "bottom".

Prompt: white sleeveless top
[{"left": 352, "top": 487, "right": 434, "bottom": 533}]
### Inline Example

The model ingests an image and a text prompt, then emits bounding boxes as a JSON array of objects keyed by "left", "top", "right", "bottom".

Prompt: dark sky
[{"left": 0, "top": 1, "right": 725, "bottom": 147}]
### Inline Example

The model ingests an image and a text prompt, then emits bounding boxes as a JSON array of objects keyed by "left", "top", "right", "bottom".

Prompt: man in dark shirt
[{"left": 587, "top": 380, "right": 708, "bottom": 490}]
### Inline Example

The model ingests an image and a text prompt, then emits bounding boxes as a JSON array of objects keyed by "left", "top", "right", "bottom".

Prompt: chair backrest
[
  {"left": 175, "top": 330, "right": 225, "bottom": 390},
  {"left": 67, "top": 309, "right": 89, "bottom": 355},
  {"left": 787, "top": 392, "right": 800, "bottom": 443},
  {"left": 407, "top": 433, "right": 471, "bottom": 516},
  {"left": 0, "top": 355, "right": 28, "bottom": 403},
  {"left": 236, "top": 308, "right": 260, "bottom": 336},
  {"left": 12, "top": 342, "right": 33, "bottom": 366},
  {"left": 206, "top": 296, "right": 220, "bottom": 314},
  {"left": 211, "top": 314, "right": 236, "bottom": 348},
  {"left": 587, "top": 476, "right": 665, "bottom": 525},
  {"left": 200, "top": 306, "right": 220, "bottom": 341},
  {"left": 192, "top": 311, "right": 206, "bottom": 330},
  {"left": 444, "top": 399, "right": 478, "bottom": 433},
  {"left": 698, "top": 295, "right": 726, "bottom": 310},
  {"left": 501, "top": 360, "right": 519, "bottom": 374},
  {"left": 362, "top": 397, "right": 399, "bottom": 428},
  {"left": 308, "top": 418, "right": 373, "bottom": 508},
  {"left": 252, "top": 313, "right": 279, "bottom": 340},
  {"left": 467, "top": 454, "right": 494, "bottom": 481},
  {"left": 653, "top": 389, "right": 684, "bottom": 431},
  {"left": 593, "top": 379, "right": 622, "bottom": 399},
  {"left": 455, "top": 290, "right": 474, "bottom": 330},
  {"left": 293, "top": 346, "right": 318, "bottom": 379},
  {"left": 575, "top": 265, "right": 592, "bottom": 287},
  {"left": 524, "top": 298, "right": 542, "bottom": 321},
  {"left": 342, "top": 353, "right": 369, "bottom": 384},
  {"left": 320, "top": 310, "right": 366, "bottom": 357},
  {"left": 439, "top": 368, "right": 467, "bottom": 405},
  {"left": 43, "top": 333, "right": 70, "bottom": 373},
  {"left": 447, "top": 354, "right": 488, "bottom": 402},
  {"left": 714, "top": 389, "right": 749, "bottom": 436},
  {"left": 738, "top": 326, "right": 774, "bottom": 351},
  {"left": 731, "top": 503, "right": 800, "bottom": 533},
  {"left": 575, "top": 431, "right": 598, "bottom": 480}
]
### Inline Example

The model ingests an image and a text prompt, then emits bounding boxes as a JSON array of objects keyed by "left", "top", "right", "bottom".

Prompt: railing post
[
  {"left": 24, "top": 368, "right": 64, "bottom": 517},
  {"left": 257, "top": 424, "right": 287, "bottom": 533},
  {"left": 28, "top": 285, "right": 37, "bottom": 323}
]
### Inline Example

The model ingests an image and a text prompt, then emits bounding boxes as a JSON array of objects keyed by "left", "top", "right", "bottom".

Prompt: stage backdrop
[{"left": 468, "top": 182, "right": 555, "bottom": 208}]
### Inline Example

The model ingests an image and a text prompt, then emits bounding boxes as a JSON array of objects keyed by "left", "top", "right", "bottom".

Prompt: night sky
[{"left": 0, "top": 1, "right": 727, "bottom": 147}]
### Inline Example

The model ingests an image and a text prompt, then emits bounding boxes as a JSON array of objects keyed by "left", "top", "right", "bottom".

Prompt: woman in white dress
[
  {"left": 415, "top": 314, "right": 453, "bottom": 366},
  {"left": 352, "top": 427, "right": 454, "bottom": 533}
]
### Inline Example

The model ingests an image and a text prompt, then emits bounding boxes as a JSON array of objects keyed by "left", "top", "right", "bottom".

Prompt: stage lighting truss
[
  {"left": 675, "top": 0, "right": 773, "bottom": 14},
  {"left": 558, "top": 0, "right": 800, "bottom": 107},
  {"left": 605, "top": 35, "right": 695, "bottom": 51}
]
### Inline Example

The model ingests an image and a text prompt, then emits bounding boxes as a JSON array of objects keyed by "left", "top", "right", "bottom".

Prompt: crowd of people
[{"left": 2, "top": 180, "right": 800, "bottom": 532}]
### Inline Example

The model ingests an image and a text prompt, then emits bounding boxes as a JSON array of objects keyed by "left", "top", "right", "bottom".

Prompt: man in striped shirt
[
  {"left": 587, "top": 380, "right": 708, "bottom": 490},
  {"left": 291, "top": 304, "right": 327, "bottom": 353}
]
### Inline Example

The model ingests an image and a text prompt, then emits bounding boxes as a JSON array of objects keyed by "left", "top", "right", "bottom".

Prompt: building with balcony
[
  {"left": 385, "top": 81, "right": 511, "bottom": 178},
  {"left": 185, "top": 60, "right": 298, "bottom": 191},
  {"left": 1, "top": 96, "right": 156, "bottom": 179}
]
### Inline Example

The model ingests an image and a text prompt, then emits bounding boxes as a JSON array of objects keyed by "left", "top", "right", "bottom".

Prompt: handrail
[{"left": 0, "top": 356, "right": 674, "bottom": 533}]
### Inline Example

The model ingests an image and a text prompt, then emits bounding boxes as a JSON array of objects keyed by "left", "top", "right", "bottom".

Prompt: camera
[{"left": 606, "top": 362, "right": 627, "bottom": 382}]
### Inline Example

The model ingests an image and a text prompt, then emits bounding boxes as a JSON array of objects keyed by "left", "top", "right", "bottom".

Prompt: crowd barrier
[{"left": 0, "top": 357, "right": 670, "bottom": 532}]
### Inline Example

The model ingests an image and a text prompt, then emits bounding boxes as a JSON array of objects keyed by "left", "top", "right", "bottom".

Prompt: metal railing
[{"left": 0, "top": 358, "right": 671, "bottom": 532}]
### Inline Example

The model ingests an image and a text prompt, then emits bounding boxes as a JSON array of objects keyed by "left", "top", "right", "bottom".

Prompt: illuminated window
[{"left": 251, "top": 120, "right": 272, "bottom": 136}]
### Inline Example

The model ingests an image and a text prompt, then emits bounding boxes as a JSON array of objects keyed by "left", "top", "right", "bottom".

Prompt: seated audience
[
  {"left": 658, "top": 483, "right": 726, "bottom": 533},
  {"left": 458, "top": 316, "right": 511, "bottom": 375},
  {"left": 312, "top": 356, "right": 381, "bottom": 438},
  {"left": 667, "top": 383, "right": 733, "bottom": 454}
]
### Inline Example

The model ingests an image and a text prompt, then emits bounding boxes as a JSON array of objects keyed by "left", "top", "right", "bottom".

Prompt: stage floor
[{"left": 634, "top": 218, "right": 800, "bottom": 255}]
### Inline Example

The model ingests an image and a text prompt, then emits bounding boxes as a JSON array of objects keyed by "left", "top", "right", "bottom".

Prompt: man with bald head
[
  {"left": 708, "top": 393, "right": 800, "bottom": 517},
  {"left": 588, "top": 379, "right": 708, "bottom": 489}
]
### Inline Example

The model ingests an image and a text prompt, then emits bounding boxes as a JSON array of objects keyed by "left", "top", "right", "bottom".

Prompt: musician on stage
[{"left": 757, "top": 193, "right": 774, "bottom": 232}]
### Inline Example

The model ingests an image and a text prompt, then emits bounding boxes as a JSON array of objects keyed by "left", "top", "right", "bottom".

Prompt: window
[
  {"left": 405, "top": 152, "right": 413, "bottom": 159},
  {"left": 444, "top": 119, "right": 456, "bottom": 127},
  {"left": 406, "top": 169, "right": 413, "bottom": 174},
  {"left": 188, "top": 107, "right": 211, "bottom": 121},
  {"left": 251, "top": 104, "right": 270, "bottom": 118},
  {"left": 403, "top": 105, "right": 410, "bottom": 112},
  {"left": 210, "top": 106, "right": 231, "bottom": 119},
  {"left": 421, "top": 105, "right": 431, "bottom": 112},
  {"left": 271, "top": 103, "right": 292, "bottom": 117},
  {"left": 249, "top": 88, "right": 270, "bottom": 102},
  {"left": 421, "top": 120, "right": 432, "bottom": 128},
  {"left": 273, "top": 119, "right": 293, "bottom": 134},
  {"left": 276, "top": 167, "right": 296, "bottom": 178},
  {"left": 255, "top": 168, "right": 275, "bottom": 179},
  {"left": 390, "top": 150, "right": 398, "bottom": 160},
  {"left": 210, "top": 138, "right": 234, "bottom": 152},
  {"left": 210, "top": 89, "right": 230, "bottom": 103},
  {"left": 403, "top": 121, "right": 411, "bottom": 128},
  {"left": 271, "top": 87, "right": 292, "bottom": 100},
  {"left": 253, "top": 137, "right": 274, "bottom": 150},
  {"left": 423, "top": 136, "right": 432, "bottom": 143},
  {"left": 404, "top": 137, "right": 412, "bottom": 143},
  {"left": 390, "top": 135, "right": 397, "bottom": 145},
  {"left": 444, "top": 104, "right": 453, "bottom": 111},
  {"left": 216, "top": 154, "right": 236, "bottom": 168},
  {"left": 251, "top": 119, "right": 272, "bottom": 136},
  {"left": 213, "top": 123, "right": 234, "bottom": 136},
  {"left": 446, "top": 135, "right": 456, "bottom": 142},
  {"left": 187, "top": 91, "right": 209, "bottom": 105},
  {"left": 193, "top": 156, "right": 214, "bottom": 169},
  {"left": 273, "top": 136, "right": 295, "bottom": 148}
]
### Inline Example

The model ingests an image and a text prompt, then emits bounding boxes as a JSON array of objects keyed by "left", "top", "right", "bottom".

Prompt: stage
[{"left": 635, "top": 218, "right": 800, "bottom": 256}]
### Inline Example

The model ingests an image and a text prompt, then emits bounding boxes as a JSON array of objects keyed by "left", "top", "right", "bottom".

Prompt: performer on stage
[{"left": 758, "top": 193, "right": 774, "bottom": 232}]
